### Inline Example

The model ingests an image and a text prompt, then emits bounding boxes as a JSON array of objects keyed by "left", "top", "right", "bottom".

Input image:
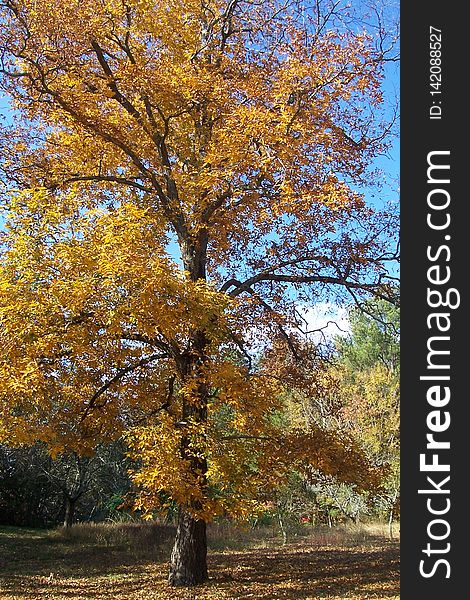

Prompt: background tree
[
  {"left": 44, "top": 445, "right": 133, "bottom": 528},
  {"left": 333, "top": 299, "right": 400, "bottom": 534},
  {"left": 0, "top": 444, "right": 54, "bottom": 527},
  {"left": 0, "top": 0, "right": 398, "bottom": 586},
  {"left": 336, "top": 298, "right": 400, "bottom": 373},
  {"left": 0, "top": 441, "right": 131, "bottom": 527},
  {"left": 261, "top": 298, "right": 399, "bottom": 530}
]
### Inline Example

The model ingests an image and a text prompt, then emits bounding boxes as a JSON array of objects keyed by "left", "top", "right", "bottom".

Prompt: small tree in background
[
  {"left": 260, "top": 299, "right": 399, "bottom": 531},
  {"left": 0, "top": 441, "right": 131, "bottom": 527},
  {"left": 334, "top": 299, "right": 400, "bottom": 533}
]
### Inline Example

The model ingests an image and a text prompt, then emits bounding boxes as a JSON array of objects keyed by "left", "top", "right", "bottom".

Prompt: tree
[
  {"left": 336, "top": 298, "right": 400, "bottom": 373},
  {"left": 0, "top": 441, "right": 132, "bottom": 527},
  {"left": 0, "top": 0, "right": 398, "bottom": 586},
  {"left": 259, "top": 299, "right": 399, "bottom": 529},
  {"left": 334, "top": 299, "right": 400, "bottom": 533},
  {"left": 0, "top": 444, "right": 55, "bottom": 526}
]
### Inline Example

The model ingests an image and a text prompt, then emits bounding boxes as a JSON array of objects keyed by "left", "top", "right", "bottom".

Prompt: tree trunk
[
  {"left": 277, "top": 509, "right": 287, "bottom": 545},
  {"left": 168, "top": 507, "right": 208, "bottom": 586},
  {"left": 167, "top": 234, "right": 210, "bottom": 586},
  {"left": 388, "top": 506, "right": 394, "bottom": 540},
  {"left": 63, "top": 495, "right": 76, "bottom": 528},
  {"left": 388, "top": 488, "right": 399, "bottom": 540}
]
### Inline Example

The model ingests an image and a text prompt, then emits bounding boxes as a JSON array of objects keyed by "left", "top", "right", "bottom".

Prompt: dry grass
[{"left": 0, "top": 522, "right": 399, "bottom": 599}]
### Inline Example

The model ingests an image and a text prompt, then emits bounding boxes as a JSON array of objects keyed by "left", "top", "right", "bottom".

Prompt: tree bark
[
  {"left": 63, "top": 495, "right": 76, "bottom": 528},
  {"left": 388, "top": 488, "right": 399, "bottom": 540},
  {"left": 168, "top": 507, "right": 208, "bottom": 585},
  {"left": 168, "top": 235, "right": 210, "bottom": 585},
  {"left": 168, "top": 370, "right": 209, "bottom": 585}
]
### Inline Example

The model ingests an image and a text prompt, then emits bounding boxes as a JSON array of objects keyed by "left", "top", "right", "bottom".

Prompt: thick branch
[
  {"left": 219, "top": 434, "right": 270, "bottom": 441},
  {"left": 81, "top": 353, "right": 167, "bottom": 421},
  {"left": 225, "top": 281, "right": 300, "bottom": 360},
  {"left": 51, "top": 175, "right": 152, "bottom": 193},
  {"left": 132, "top": 373, "right": 177, "bottom": 425},
  {"left": 91, "top": 40, "right": 148, "bottom": 128},
  {"left": 222, "top": 272, "right": 387, "bottom": 299}
]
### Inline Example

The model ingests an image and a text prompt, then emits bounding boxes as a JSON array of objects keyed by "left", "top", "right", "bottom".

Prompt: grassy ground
[{"left": 0, "top": 522, "right": 399, "bottom": 599}]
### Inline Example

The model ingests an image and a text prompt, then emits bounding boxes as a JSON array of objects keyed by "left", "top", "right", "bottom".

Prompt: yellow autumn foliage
[{"left": 0, "top": 0, "right": 397, "bottom": 521}]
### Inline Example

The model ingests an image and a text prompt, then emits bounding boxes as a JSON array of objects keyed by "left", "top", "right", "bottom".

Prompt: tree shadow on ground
[
  {"left": 0, "top": 526, "right": 399, "bottom": 599},
  {"left": 209, "top": 542, "right": 400, "bottom": 599},
  {"left": 0, "top": 525, "right": 168, "bottom": 588}
]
